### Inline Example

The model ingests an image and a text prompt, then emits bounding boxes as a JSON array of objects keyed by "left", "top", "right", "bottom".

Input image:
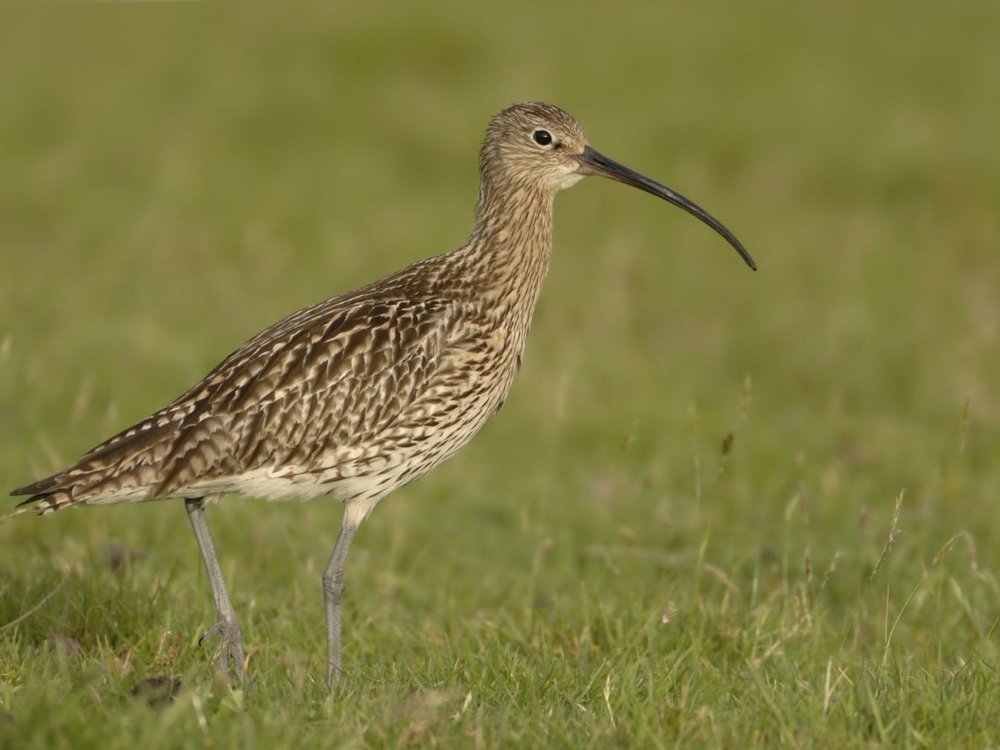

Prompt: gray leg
[
  {"left": 322, "top": 522, "right": 357, "bottom": 686},
  {"left": 185, "top": 498, "right": 245, "bottom": 682}
]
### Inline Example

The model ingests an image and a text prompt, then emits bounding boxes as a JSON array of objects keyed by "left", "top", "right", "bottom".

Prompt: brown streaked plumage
[{"left": 9, "top": 102, "right": 755, "bottom": 686}]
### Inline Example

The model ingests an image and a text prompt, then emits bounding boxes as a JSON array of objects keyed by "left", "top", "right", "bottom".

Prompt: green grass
[{"left": 2, "top": 1, "right": 999, "bottom": 747}]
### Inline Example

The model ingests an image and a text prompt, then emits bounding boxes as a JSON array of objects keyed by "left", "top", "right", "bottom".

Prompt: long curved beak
[{"left": 576, "top": 145, "right": 756, "bottom": 271}]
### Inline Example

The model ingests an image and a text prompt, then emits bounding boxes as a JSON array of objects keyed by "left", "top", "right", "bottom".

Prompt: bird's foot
[
  {"left": 198, "top": 618, "right": 245, "bottom": 683},
  {"left": 326, "top": 653, "right": 341, "bottom": 688}
]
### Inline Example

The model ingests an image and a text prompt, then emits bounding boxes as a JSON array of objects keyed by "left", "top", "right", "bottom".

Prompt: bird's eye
[{"left": 532, "top": 129, "right": 553, "bottom": 147}]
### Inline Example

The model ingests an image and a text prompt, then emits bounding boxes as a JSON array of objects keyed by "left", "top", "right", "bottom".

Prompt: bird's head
[
  {"left": 481, "top": 101, "right": 591, "bottom": 193},
  {"left": 480, "top": 101, "right": 756, "bottom": 270}
]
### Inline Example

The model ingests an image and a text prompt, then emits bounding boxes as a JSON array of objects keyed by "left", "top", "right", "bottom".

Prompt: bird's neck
[{"left": 462, "top": 179, "right": 555, "bottom": 324}]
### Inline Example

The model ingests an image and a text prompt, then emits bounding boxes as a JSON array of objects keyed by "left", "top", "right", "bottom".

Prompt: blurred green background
[{"left": 1, "top": 1, "right": 998, "bottom": 747}]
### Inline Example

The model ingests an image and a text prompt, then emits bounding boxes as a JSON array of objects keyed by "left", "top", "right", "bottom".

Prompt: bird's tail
[
  {"left": 5, "top": 475, "right": 77, "bottom": 522},
  {"left": 0, "top": 503, "right": 41, "bottom": 524},
  {"left": 6, "top": 411, "right": 185, "bottom": 522}
]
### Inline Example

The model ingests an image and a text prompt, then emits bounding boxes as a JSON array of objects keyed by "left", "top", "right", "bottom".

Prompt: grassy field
[{"left": 2, "top": 1, "right": 999, "bottom": 747}]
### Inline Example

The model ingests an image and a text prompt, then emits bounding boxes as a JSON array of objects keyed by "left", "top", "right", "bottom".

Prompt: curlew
[{"left": 9, "top": 102, "right": 755, "bottom": 686}]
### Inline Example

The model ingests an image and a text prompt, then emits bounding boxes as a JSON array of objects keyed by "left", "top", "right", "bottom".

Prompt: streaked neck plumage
[{"left": 458, "top": 171, "right": 556, "bottom": 332}]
